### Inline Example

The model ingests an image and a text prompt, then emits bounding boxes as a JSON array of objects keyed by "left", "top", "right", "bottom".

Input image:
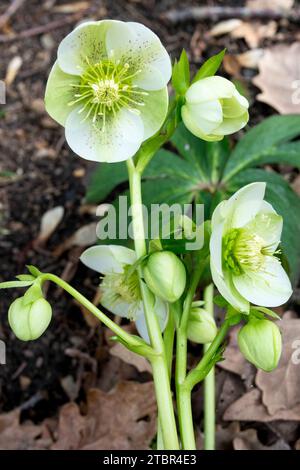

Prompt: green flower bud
[
  {"left": 8, "top": 296, "right": 52, "bottom": 341},
  {"left": 143, "top": 251, "right": 186, "bottom": 303},
  {"left": 238, "top": 318, "right": 282, "bottom": 372},
  {"left": 187, "top": 308, "right": 217, "bottom": 344}
]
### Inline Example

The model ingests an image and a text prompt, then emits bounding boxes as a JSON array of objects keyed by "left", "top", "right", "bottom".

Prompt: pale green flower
[
  {"left": 143, "top": 251, "right": 186, "bottom": 303},
  {"left": 238, "top": 318, "right": 282, "bottom": 371},
  {"left": 80, "top": 245, "right": 168, "bottom": 342},
  {"left": 187, "top": 306, "right": 217, "bottom": 344},
  {"left": 182, "top": 76, "right": 249, "bottom": 142},
  {"left": 45, "top": 20, "right": 171, "bottom": 162},
  {"left": 9, "top": 297, "right": 52, "bottom": 341},
  {"left": 210, "top": 182, "right": 292, "bottom": 312}
]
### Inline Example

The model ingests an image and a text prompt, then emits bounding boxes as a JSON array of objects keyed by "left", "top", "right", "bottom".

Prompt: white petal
[
  {"left": 57, "top": 20, "right": 114, "bottom": 75},
  {"left": 244, "top": 201, "right": 282, "bottom": 252},
  {"left": 80, "top": 245, "right": 136, "bottom": 274},
  {"left": 209, "top": 220, "right": 224, "bottom": 276},
  {"left": 212, "top": 111, "right": 249, "bottom": 136},
  {"left": 211, "top": 263, "right": 250, "bottom": 313},
  {"left": 233, "top": 257, "right": 292, "bottom": 307},
  {"left": 139, "top": 87, "right": 168, "bottom": 139},
  {"left": 105, "top": 21, "right": 171, "bottom": 91},
  {"left": 65, "top": 107, "right": 144, "bottom": 162},
  {"left": 186, "top": 76, "right": 235, "bottom": 104},
  {"left": 227, "top": 182, "right": 266, "bottom": 229},
  {"left": 135, "top": 296, "right": 169, "bottom": 343}
]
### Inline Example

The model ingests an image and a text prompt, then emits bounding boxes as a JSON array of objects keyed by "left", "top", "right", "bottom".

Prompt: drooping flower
[
  {"left": 182, "top": 76, "right": 249, "bottom": 142},
  {"left": 9, "top": 297, "right": 52, "bottom": 341},
  {"left": 80, "top": 245, "right": 168, "bottom": 342},
  {"left": 210, "top": 182, "right": 292, "bottom": 312},
  {"left": 238, "top": 317, "right": 282, "bottom": 371},
  {"left": 187, "top": 306, "right": 217, "bottom": 344},
  {"left": 45, "top": 20, "right": 171, "bottom": 162}
]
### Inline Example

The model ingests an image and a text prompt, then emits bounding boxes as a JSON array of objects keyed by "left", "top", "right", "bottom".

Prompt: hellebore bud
[
  {"left": 8, "top": 296, "right": 52, "bottom": 341},
  {"left": 182, "top": 76, "right": 249, "bottom": 142},
  {"left": 187, "top": 307, "right": 217, "bottom": 344},
  {"left": 238, "top": 318, "right": 282, "bottom": 372},
  {"left": 143, "top": 251, "right": 186, "bottom": 303}
]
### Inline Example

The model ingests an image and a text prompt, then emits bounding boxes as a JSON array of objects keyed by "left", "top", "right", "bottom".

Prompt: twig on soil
[
  {"left": 0, "top": 12, "right": 82, "bottom": 43},
  {"left": 162, "top": 6, "right": 300, "bottom": 24},
  {"left": 0, "top": 0, "right": 27, "bottom": 30}
]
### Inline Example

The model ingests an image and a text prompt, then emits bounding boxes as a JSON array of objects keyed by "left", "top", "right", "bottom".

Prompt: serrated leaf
[
  {"left": 85, "top": 161, "right": 128, "bottom": 203},
  {"left": 192, "top": 49, "right": 226, "bottom": 83},
  {"left": 223, "top": 115, "right": 300, "bottom": 182},
  {"left": 227, "top": 168, "right": 300, "bottom": 283}
]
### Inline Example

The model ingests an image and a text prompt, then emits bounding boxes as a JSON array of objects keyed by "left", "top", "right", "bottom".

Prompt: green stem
[
  {"left": 203, "top": 284, "right": 215, "bottom": 450},
  {"left": 185, "top": 320, "right": 230, "bottom": 391},
  {"left": 126, "top": 159, "right": 179, "bottom": 450},
  {"left": 39, "top": 273, "right": 140, "bottom": 347},
  {"left": 175, "top": 259, "right": 206, "bottom": 450}
]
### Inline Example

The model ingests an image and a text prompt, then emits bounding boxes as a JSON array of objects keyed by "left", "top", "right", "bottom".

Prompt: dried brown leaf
[
  {"left": 53, "top": 2, "right": 90, "bottom": 13},
  {"left": 224, "top": 388, "right": 300, "bottom": 422},
  {"left": 110, "top": 343, "right": 152, "bottom": 374},
  {"left": 0, "top": 409, "right": 52, "bottom": 450},
  {"left": 233, "top": 428, "right": 290, "bottom": 450},
  {"left": 232, "top": 21, "right": 277, "bottom": 49},
  {"left": 37, "top": 206, "right": 64, "bottom": 244},
  {"left": 246, "top": 0, "right": 294, "bottom": 9},
  {"left": 209, "top": 19, "right": 243, "bottom": 37},
  {"left": 253, "top": 43, "right": 300, "bottom": 114},
  {"left": 5, "top": 56, "right": 22, "bottom": 86},
  {"left": 52, "top": 382, "right": 157, "bottom": 450}
]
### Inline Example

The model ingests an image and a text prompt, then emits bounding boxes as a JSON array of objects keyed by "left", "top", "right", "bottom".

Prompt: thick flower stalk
[
  {"left": 210, "top": 182, "right": 292, "bottom": 312},
  {"left": 182, "top": 76, "right": 249, "bottom": 141},
  {"left": 45, "top": 20, "right": 171, "bottom": 162}
]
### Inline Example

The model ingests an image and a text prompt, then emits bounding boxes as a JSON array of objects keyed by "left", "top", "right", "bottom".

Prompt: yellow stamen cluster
[{"left": 68, "top": 58, "right": 148, "bottom": 130}]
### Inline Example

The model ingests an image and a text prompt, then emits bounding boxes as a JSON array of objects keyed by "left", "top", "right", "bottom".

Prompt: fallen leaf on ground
[
  {"left": 209, "top": 19, "right": 243, "bottom": 37},
  {"left": 0, "top": 409, "right": 52, "bottom": 450},
  {"left": 224, "top": 388, "right": 300, "bottom": 422},
  {"left": 253, "top": 43, "right": 300, "bottom": 114},
  {"left": 231, "top": 21, "right": 277, "bottom": 49},
  {"left": 5, "top": 56, "right": 23, "bottom": 86},
  {"left": 36, "top": 206, "right": 64, "bottom": 245},
  {"left": 53, "top": 2, "right": 90, "bottom": 13},
  {"left": 256, "top": 318, "right": 300, "bottom": 415},
  {"left": 52, "top": 381, "right": 157, "bottom": 450},
  {"left": 246, "top": 0, "right": 294, "bottom": 9},
  {"left": 110, "top": 343, "right": 152, "bottom": 374},
  {"left": 233, "top": 428, "right": 290, "bottom": 450},
  {"left": 53, "top": 222, "right": 98, "bottom": 256}
]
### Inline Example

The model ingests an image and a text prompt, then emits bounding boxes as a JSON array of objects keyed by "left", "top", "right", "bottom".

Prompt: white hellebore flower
[
  {"left": 210, "top": 182, "right": 292, "bottom": 313},
  {"left": 182, "top": 76, "right": 249, "bottom": 142},
  {"left": 80, "top": 245, "right": 169, "bottom": 342},
  {"left": 45, "top": 20, "right": 171, "bottom": 162}
]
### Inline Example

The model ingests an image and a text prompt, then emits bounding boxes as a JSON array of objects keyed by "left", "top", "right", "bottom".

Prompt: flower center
[
  {"left": 68, "top": 59, "right": 148, "bottom": 129},
  {"left": 100, "top": 265, "right": 141, "bottom": 319},
  {"left": 223, "top": 228, "right": 266, "bottom": 274}
]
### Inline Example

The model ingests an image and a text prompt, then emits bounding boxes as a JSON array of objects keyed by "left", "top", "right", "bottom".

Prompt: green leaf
[
  {"left": 23, "top": 282, "right": 43, "bottom": 306},
  {"left": 26, "top": 265, "right": 42, "bottom": 277},
  {"left": 172, "top": 49, "right": 190, "bottom": 95},
  {"left": 85, "top": 161, "right": 127, "bottom": 203},
  {"left": 227, "top": 168, "right": 300, "bottom": 283},
  {"left": 0, "top": 280, "right": 34, "bottom": 289},
  {"left": 257, "top": 141, "right": 300, "bottom": 169},
  {"left": 16, "top": 274, "right": 36, "bottom": 281},
  {"left": 192, "top": 49, "right": 226, "bottom": 83},
  {"left": 223, "top": 115, "right": 300, "bottom": 182}
]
